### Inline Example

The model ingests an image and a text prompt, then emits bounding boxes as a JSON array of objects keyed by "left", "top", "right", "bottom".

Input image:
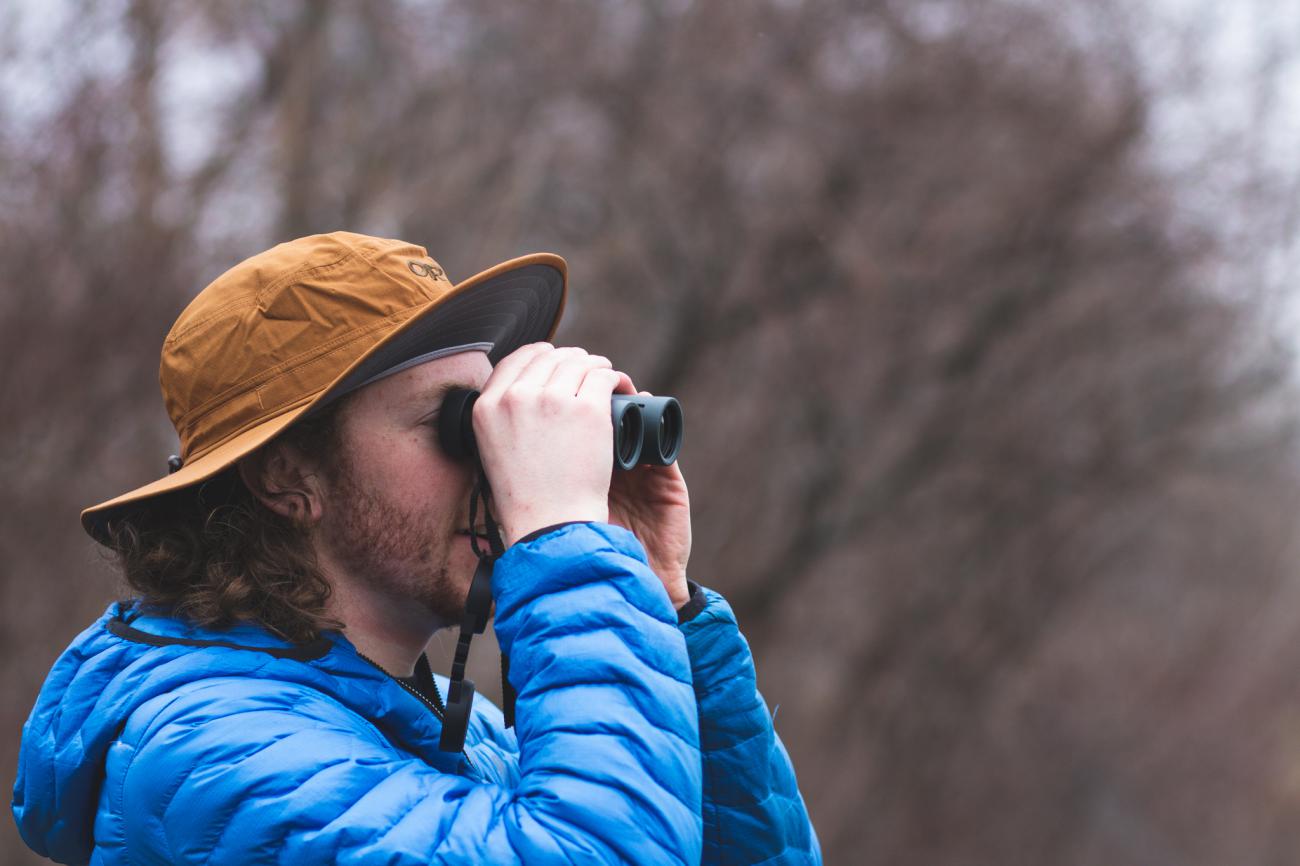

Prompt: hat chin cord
[{"left": 438, "top": 463, "right": 516, "bottom": 753}]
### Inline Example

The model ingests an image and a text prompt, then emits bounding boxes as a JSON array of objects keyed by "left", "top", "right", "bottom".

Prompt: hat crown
[{"left": 160, "top": 232, "right": 455, "bottom": 462}]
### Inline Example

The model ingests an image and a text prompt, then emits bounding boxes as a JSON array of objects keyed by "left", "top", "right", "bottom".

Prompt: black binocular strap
[
  {"left": 439, "top": 464, "right": 515, "bottom": 753},
  {"left": 469, "top": 467, "right": 515, "bottom": 727}
]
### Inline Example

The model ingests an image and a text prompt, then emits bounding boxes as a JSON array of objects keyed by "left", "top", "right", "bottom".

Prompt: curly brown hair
[{"left": 105, "top": 398, "right": 353, "bottom": 644}]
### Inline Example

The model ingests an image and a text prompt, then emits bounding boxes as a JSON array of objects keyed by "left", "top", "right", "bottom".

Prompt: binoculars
[{"left": 439, "top": 389, "right": 684, "bottom": 470}]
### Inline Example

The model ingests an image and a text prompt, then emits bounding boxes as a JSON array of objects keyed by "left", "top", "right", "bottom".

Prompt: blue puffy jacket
[{"left": 14, "top": 522, "right": 820, "bottom": 864}]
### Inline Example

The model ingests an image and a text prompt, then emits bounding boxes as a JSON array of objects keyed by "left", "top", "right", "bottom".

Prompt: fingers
[
  {"left": 545, "top": 351, "right": 613, "bottom": 396},
  {"left": 478, "top": 341, "right": 554, "bottom": 399},
  {"left": 488, "top": 342, "right": 628, "bottom": 399},
  {"left": 508, "top": 346, "right": 588, "bottom": 389},
  {"left": 577, "top": 367, "right": 634, "bottom": 404},
  {"left": 609, "top": 375, "right": 639, "bottom": 397}
]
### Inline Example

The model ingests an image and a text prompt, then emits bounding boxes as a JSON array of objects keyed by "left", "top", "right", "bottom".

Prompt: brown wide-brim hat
[{"left": 81, "top": 231, "right": 566, "bottom": 544}]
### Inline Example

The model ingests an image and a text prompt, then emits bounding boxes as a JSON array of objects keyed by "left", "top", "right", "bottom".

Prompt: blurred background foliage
[{"left": 4, "top": 0, "right": 1300, "bottom": 862}]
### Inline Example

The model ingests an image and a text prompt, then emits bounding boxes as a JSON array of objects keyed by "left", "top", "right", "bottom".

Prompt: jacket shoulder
[
  {"left": 113, "top": 676, "right": 409, "bottom": 864},
  {"left": 118, "top": 673, "right": 391, "bottom": 754}
]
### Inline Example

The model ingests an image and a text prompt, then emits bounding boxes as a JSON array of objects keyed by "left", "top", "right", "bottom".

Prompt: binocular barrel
[
  {"left": 439, "top": 389, "right": 683, "bottom": 470},
  {"left": 610, "top": 394, "right": 684, "bottom": 469}
]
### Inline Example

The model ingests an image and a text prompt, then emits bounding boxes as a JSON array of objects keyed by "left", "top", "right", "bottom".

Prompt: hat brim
[{"left": 80, "top": 253, "right": 567, "bottom": 544}]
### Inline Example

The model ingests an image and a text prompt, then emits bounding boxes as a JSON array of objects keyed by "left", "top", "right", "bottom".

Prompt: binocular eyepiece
[{"left": 439, "top": 389, "right": 684, "bottom": 470}]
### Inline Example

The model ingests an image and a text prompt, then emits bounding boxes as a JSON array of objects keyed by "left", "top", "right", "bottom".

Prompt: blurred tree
[{"left": 3, "top": 1, "right": 1299, "bottom": 863}]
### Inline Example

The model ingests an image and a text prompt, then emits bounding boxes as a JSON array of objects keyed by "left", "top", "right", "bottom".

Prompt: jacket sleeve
[
  {"left": 117, "top": 523, "right": 703, "bottom": 865},
  {"left": 681, "top": 586, "right": 822, "bottom": 865}
]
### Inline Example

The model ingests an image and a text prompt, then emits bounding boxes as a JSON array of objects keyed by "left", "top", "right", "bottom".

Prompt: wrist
[
  {"left": 665, "top": 571, "right": 691, "bottom": 610},
  {"left": 504, "top": 503, "right": 608, "bottom": 547}
]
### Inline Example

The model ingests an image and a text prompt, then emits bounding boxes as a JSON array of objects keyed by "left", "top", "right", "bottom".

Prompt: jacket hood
[{"left": 12, "top": 600, "right": 476, "bottom": 864}]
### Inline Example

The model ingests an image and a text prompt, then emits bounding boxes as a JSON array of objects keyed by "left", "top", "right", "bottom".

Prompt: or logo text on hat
[{"left": 408, "top": 261, "right": 445, "bottom": 280}]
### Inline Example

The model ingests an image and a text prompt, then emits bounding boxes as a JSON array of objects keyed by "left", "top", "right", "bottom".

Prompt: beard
[{"left": 320, "top": 451, "right": 468, "bottom": 625}]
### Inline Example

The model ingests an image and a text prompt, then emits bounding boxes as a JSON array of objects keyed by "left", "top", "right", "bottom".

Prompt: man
[{"left": 13, "top": 232, "right": 820, "bottom": 864}]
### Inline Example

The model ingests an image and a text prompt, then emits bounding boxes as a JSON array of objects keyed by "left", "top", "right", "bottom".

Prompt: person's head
[
  {"left": 87, "top": 232, "right": 566, "bottom": 642},
  {"left": 244, "top": 348, "right": 494, "bottom": 634},
  {"left": 111, "top": 349, "right": 493, "bottom": 642}
]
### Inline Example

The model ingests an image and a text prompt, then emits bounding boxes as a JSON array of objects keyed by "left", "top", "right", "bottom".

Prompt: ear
[{"left": 237, "top": 440, "right": 324, "bottom": 525}]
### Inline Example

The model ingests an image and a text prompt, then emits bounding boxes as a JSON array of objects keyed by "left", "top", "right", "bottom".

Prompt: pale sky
[{"left": 5, "top": 0, "right": 1299, "bottom": 311}]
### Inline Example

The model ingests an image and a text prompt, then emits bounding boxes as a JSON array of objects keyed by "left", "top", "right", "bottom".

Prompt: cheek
[
  {"left": 382, "top": 438, "right": 468, "bottom": 515},
  {"left": 339, "top": 425, "right": 468, "bottom": 524}
]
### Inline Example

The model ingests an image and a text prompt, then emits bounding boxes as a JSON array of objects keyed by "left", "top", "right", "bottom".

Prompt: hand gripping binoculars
[
  {"left": 435, "top": 387, "right": 683, "bottom": 753},
  {"left": 438, "top": 389, "right": 684, "bottom": 469}
]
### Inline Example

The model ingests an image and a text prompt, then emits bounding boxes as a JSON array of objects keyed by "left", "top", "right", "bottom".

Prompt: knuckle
[
  {"left": 500, "top": 386, "right": 536, "bottom": 410},
  {"left": 538, "top": 388, "right": 567, "bottom": 410},
  {"left": 555, "top": 346, "right": 594, "bottom": 362},
  {"left": 580, "top": 398, "right": 609, "bottom": 421}
]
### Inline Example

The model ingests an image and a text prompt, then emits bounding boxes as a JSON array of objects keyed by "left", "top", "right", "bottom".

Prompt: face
[{"left": 315, "top": 350, "right": 492, "bottom": 624}]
